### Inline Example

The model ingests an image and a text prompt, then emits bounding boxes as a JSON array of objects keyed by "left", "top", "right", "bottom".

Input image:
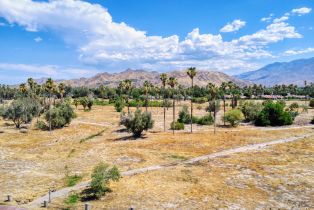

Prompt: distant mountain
[
  {"left": 236, "top": 57, "right": 314, "bottom": 86},
  {"left": 61, "top": 69, "right": 249, "bottom": 88}
]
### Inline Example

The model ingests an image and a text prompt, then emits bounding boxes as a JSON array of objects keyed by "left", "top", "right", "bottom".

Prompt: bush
[
  {"left": 197, "top": 114, "right": 214, "bottom": 125},
  {"left": 177, "top": 105, "right": 198, "bottom": 124},
  {"left": 170, "top": 121, "right": 184, "bottom": 130},
  {"left": 206, "top": 100, "right": 220, "bottom": 114},
  {"left": 289, "top": 102, "right": 299, "bottom": 111},
  {"left": 255, "top": 101, "right": 293, "bottom": 126},
  {"left": 192, "top": 97, "right": 207, "bottom": 104},
  {"left": 82, "top": 162, "right": 120, "bottom": 200},
  {"left": 36, "top": 120, "right": 47, "bottom": 130},
  {"left": 45, "top": 102, "right": 76, "bottom": 130},
  {"left": 114, "top": 97, "right": 125, "bottom": 112},
  {"left": 80, "top": 97, "right": 93, "bottom": 110},
  {"left": 120, "top": 109, "right": 154, "bottom": 137},
  {"left": 93, "top": 99, "right": 110, "bottom": 106},
  {"left": 223, "top": 109, "right": 244, "bottom": 127},
  {"left": 66, "top": 174, "right": 83, "bottom": 187},
  {"left": 1, "top": 97, "right": 41, "bottom": 128},
  {"left": 309, "top": 99, "right": 314, "bottom": 108},
  {"left": 240, "top": 101, "right": 263, "bottom": 122}
]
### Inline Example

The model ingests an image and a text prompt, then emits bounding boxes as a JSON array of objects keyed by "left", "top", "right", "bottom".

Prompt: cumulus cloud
[
  {"left": 220, "top": 19, "right": 246, "bottom": 33},
  {"left": 291, "top": 7, "right": 312, "bottom": 15},
  {"left": 0, "top": 0, "right": 306, "bottom": 73},
  {"left": 283, "top": 47, "right": 314, "bottom": 56},
  {"left": 34, "top": 36, "right": 42, "bottom": 42},
  {"left": 261, "top": 14, "right": 274, "bottom": 22}
]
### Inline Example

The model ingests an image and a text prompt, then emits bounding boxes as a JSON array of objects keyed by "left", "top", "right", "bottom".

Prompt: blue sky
[{"left": 0, "top": 0, "right": 313, "bottom": 84}]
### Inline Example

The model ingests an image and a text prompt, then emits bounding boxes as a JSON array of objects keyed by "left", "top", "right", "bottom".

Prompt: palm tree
[
  {"left": 168, "top": 77, "right": 178, "bottom": 134},
  {"left": 187, "top": 67, "right": 197, "bottom": 133},
  {"left": 120, "top": 79, "right": 132, "bottom": 114},
  {"left": 44, "top": 78, "right": 56, "bottom": 132},
  {"left": 160, "top": 73, "right": 168, "bottom": 132},
  {"left": 27, "top": 78, "right": 36, "bottom": 98},
  {"left": 58, "top": 83, "right": 66, "bottom": 102},
  {"left": 228, "top": 81, "right": 239, "bottom": 108},
  {"left": 220, "top": 82, "right": 228, "bottom": 125},
  {"left": 207, "top": 83, "right": 219, "bottom": 134},
  {"left": 143, "top": 81, "right": 152, "bottom": 112}
]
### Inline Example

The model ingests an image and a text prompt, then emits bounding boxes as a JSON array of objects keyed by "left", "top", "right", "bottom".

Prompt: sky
[{"left": 0, "top": 0, "right": 313, "bottom": 84}]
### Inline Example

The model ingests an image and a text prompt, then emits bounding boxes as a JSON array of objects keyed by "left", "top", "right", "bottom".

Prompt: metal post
[
  {"left": 43, "top": 200, "right": 48, "bottom": 208},
  {"left": 7, "top": 195, "right": 12, "bottom": 202},
  {"left": 85, "top": 203, "right": 91, "bottom": 210},
  {"left": 48, "top": 189, "right": 51, "bottom": 203}
]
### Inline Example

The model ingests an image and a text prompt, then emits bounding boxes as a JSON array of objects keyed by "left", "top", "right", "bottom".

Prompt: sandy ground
[{"left": 0, "top": 101, "right": 313, "bottom": 209}]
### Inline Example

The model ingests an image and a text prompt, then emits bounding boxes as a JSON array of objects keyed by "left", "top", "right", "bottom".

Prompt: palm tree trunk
[
  {"left": 145, "top": 93, "right": 148, "bottom": 112},
  {"left": 223, "top": 96, "right": 226, "bottom": 126},
  {"left": 214, "top": 99, "right": 216, "bottom": 134},
  {"left": 190, "top": 79, "right": 193, "bottom": 133},
  {"left": 163, "top": 88, "right": 166, "bottom": 132},
  {"left": 173, "top": 94, "right": 175, "bottom": 134},
  {"left": 49, "top": 93, "right": 52, "bottom": 132}
]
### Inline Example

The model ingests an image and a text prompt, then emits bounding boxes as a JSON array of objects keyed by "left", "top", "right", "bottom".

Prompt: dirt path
[{"left": 27, "top": 132, "right": 313, "bottom": 208}]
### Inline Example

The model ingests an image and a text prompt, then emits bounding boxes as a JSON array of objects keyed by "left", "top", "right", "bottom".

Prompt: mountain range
[
  {"left": 236, "top": 57, "right": 314, "bottom": 86},
  {"left": 61, "top": 69, "right": 249, "bottom": 88}
]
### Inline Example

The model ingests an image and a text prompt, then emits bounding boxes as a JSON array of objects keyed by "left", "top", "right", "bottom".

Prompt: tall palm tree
[
  {"left": 143, "top": 81, "right": 152, "bottom": 112},
  {"left": 120, "top": 79, "right": 132, "bottom": 114},
  {"left": 58, "top": 83, "right": 66, "bottom": 102},
  {"left": 228, "top": 81, "right": 239, "bottom": 108},
  {"left": 207, "top": 83, "right": 219, "bottom": 134},
  {"left": 220, "top": 82, "right": 228, "bottom": 125},
  {"left": 168, "top": 77, "right": 178, "bottom": 134},
  {"left": 160, "top": 73, "right": 168, "bottom": 132},
  {"left": 187, "top": 67, "right": 197, "bottom": 133},
  {"left": 44, "top": 78, "right": 56, "bottom": 132}
]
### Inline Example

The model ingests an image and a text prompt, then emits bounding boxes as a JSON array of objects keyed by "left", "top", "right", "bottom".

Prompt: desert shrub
[
  {"left": 93, "top": 99, "right": 110, "bottom": 106},
  {"left": 289, "top": 102, "right": 299, "bottom": 110},
  {"left": 206, "top": 100, "right": 220, "bottom": 114},
  {"left": 240, "top": 101, "right": 263, "bottom": 122},
  {"left": 162, "top": 99, "right": 172, "bottom": 108},
  {"left": 80, "top": 97, "right": 93, "bottom": 110},
  {"left": 170, "top": 121, "right": 184, "bottom": 130},
  {"left": 300, "top": 104, "right": 309, "bottom": 113},
  {"left": 66, "top": 174, "right": 83, "bottom": 187},
  {"left": 192, "top": 97, "right": 207, "bottom": 104},
  {"left": 177, "top": 105, "right": 198, "bottom": 124},
  {"left": 1, "top": 97, "right": 41, "bottom": 128},
  {"left": 255, "top": 101, "right": 293, "bottom": 126},
  {"left": 36, "top": 120, "right": 47, "bottom": 130},
  {"left": 45, "top": 102, "right": 75, "bottom": 129},
  {"left": 223, "top": 109, "right": 244, "bottom": 127},
  {"left": 309, "top": 99, "right": 314, "bottom": 108},
  {"left": 289, "top": 111, "right": 299, "bottom": 120},
  {"left": 82, "top": 162, "right": 120, "bottom": 200},
  {"left": 64, "top": 193, "right": 79, "bottom": 205},
  {"left": 114, "top": 97, "right": 125, "bottom": 112},
  {"left": 128, "top": 100, "right": 164, "bottom": 107},
  {"left": 73, "top": 99, "right": 80, "bottom": 109},
  {"left": 120, "top": 109, "right": 154, "bottom": 137},
  {"left": 197, "top": 114, "right": 214, "bottom": 125},
  {"left": 277, "top": 99, "right": 286, "bottom": 107}
]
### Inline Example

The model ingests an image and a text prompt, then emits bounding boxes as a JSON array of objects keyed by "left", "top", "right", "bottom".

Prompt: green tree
[
  {"left": 143, "top": 80, "right": 152, "bottom": 112},
  {"left": 223, "top": 109, "right": 244, "bottom": 127},
  {"left": 187, "top": 67, "right": 197, "bottom": 133},
  {"left": 120, "top": 109, "right": 154, "bottom": 137},
  {"left": 207, "top": 83, "right": 219, "bottom": 133}
]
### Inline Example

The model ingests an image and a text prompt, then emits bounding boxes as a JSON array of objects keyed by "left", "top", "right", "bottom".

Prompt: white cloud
[
  {"left": 261, "top": 14, "right": 274, "bottom": 22},
  {"left": 0, "top": 63, "right": 100, "bottom": 79},
  {"left": 220, "top": 19, "right": 246, "bottom": 33},
  {"left": 291, "top": 7, "right": 312, "bottom": 15},
  {"left": 273, "top": 15, "right": 289, "bottom": 23},
  {"left": 34, "top": 36, "right": 42, "bottom": 42},
  {"left": 283, "top": 47, "right": 314, "bottom": 56},
  {"left": 0, "top": 0, "right": 305, "bottom": 73}
]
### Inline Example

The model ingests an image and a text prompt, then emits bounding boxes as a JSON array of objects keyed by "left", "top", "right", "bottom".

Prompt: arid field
[{"left": 0, "top": 100, "right": 313, "bottom": 209}]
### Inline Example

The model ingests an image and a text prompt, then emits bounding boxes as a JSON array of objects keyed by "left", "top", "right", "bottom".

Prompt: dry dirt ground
[{"left": 0, "top": 101, "right": 313, "bottom": 209}]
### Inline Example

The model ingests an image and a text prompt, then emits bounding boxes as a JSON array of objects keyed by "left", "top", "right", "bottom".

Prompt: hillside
[
  {"left": 236, "top": 57, "right": 314, "bottom": 86},
  {"left": 61, "top": 69, "right": 249, "bottom": 87}
]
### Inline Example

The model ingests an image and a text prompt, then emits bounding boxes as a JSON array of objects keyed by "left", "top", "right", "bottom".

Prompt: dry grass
[{"left": 0, "top": 101, "right": 313, "bottom": 209}]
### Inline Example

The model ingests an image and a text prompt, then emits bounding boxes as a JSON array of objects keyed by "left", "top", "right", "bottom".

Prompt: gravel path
[{"left": 28, "top": 132, "right": 313, "bottom": 208}]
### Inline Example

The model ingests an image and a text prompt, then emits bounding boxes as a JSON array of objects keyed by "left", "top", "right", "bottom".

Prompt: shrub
[
  {"left": 197, "top": 114, "right": 214, "bottom": 125},
  {"left": 114, "top": 97, "right": 125, "bottom": 112},
  {"left": 277, "top": 100, "right": 286, "bottom": 107},
  {"left": 192, "top": 97, "right": 207, "bottom": 104},
  {"left": 170, "top": 121, "right": 184, "bottom": 130},
  {"left": 289, "top": 102, "right": 299, "bottom": 111},
  {"left": 64, "top": 193, "right": 79, "bottom": 205},
  {"left": 223, "top": 109, "right": 244, "bottom": 127},
  {"left": 178, "top": 105, "right": 198, "bottom": 124},
  {"left": 93, "top": 99, "right": 110, "bottom": 106},
  {"left": 45, "top": 102, "right": 76, "bottom": 130},
  {"left": 255, "top": 101, "right": 293, "bottom": 126},
  {"left": 66, "top": 174, "right": 83, "bottom": 187},
  {"left": 240, "top": 101, "right": 263, "bottom": 122},
  {"left": 309, "top": 99, "right": 314, "bottom": 108},
  {"left": 36, "top": 120, "right": 47, "bottom": 130},
  {"left": 162, "top": 99, "right": 172, "bottom": 108},
  {"left": 80, "top": 97, "right": 94, "bottom": 110},
  {"left": 82, "top": 162, "right": 120, "bottom": 200},
  {"left": 1, "top": 97, "right": 41, "bottom": 128},
  {"left": 206, "top": 100, "right": 220, "bottom": 114},
  {"left": 120, "top": 109, "right": 154, "bottom": 137}
]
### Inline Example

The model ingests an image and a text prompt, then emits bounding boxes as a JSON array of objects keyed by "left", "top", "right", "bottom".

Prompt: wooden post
[
  {"left": 85, "top": 203, "right": 91, "bottom": 210},
  {"left": 7, "top": 195, "right": 12, "bottom": 202},
  {"left": 43, "top": 200, "right": 48, "bottom": 208}
]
